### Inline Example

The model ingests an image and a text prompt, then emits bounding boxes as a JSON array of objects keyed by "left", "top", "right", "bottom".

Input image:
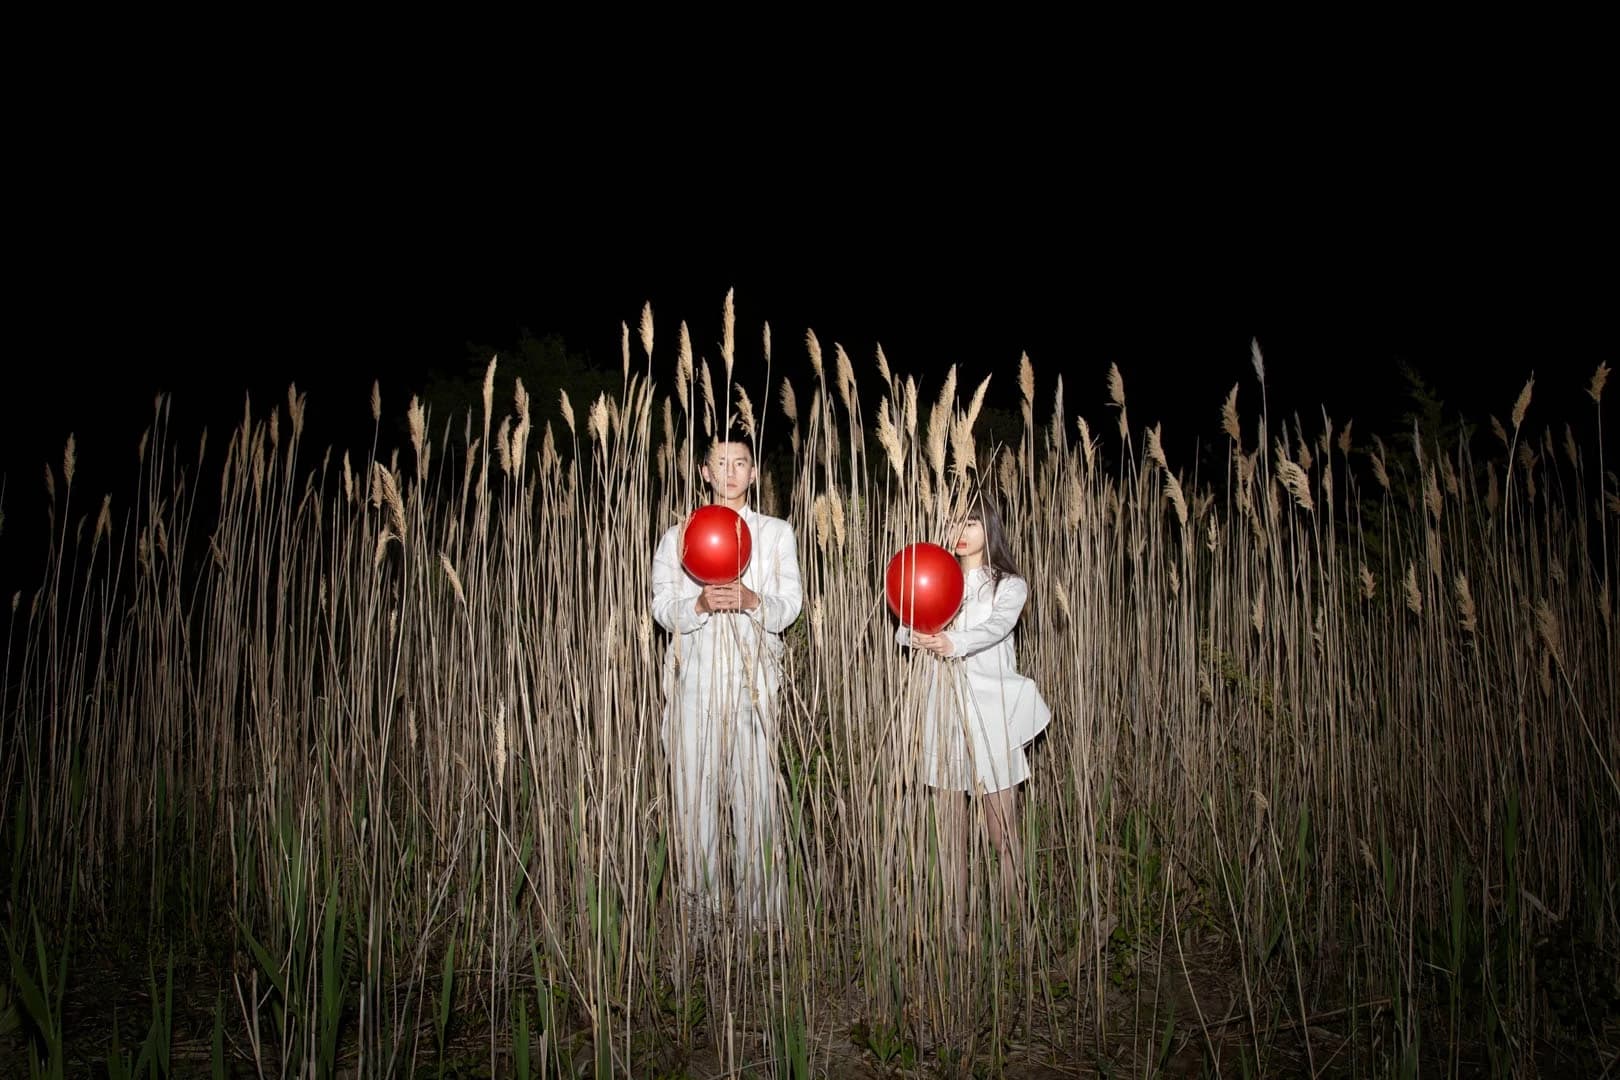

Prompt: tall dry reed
[{"left": 2, "top": 302, "right": 1615, "bottom": 1076}]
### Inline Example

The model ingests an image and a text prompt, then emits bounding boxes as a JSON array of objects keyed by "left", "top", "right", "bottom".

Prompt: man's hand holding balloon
[{"left": 695, "top": 580, "right": 760, "bottom": 613}]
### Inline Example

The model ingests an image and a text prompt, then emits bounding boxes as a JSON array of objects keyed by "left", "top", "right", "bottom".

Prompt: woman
[{"left": 900, "top": 492, "right": 1050, "bottom": 901}]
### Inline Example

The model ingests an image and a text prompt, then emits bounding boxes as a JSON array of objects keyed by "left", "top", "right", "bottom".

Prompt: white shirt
[{"left": 651, "top": 505, "right": 803, "bottom": 723}]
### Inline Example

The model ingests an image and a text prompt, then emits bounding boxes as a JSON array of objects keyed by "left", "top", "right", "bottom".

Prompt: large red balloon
[
  {"left": 885, "top": 543, "right": 965, "bottom": 634},
  {"left": 681, "top": 505, "right": 753, "bottom": 584}
]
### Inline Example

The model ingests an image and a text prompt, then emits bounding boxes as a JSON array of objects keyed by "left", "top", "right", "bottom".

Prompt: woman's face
[{"left": 949, "top": 517, "right": 986, "bottom": 563}]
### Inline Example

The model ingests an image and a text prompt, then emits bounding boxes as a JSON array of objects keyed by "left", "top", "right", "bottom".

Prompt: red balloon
[
  {"left": 681, "top": 505, "right": 753, "bottom": 584},
  {"left": 885, "top": 543, "right": 965, "bottom": 634}
]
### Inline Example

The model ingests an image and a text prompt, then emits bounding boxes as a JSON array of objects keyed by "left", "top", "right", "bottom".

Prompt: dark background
[{"left": 3, "top": 69, "right": 1613, "bottom": 600}]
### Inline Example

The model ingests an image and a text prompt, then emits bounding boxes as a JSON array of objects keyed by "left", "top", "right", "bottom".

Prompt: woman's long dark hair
[{"left": 966, "top": 488, "right": 1020, "bottom": 593}]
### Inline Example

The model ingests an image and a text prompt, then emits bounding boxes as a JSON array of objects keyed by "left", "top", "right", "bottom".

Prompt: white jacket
[
  {"left": 651, "top": 506, "right": 803, "bottom": 724},
  {"left": 899, "top": 567, "right": 1051, "bottom": 791}
]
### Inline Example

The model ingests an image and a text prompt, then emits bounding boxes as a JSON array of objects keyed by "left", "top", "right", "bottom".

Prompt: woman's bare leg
[
  {"left": 983, "top": 787, "right": 1023, "bottom": 906},
  {"left": 933, "top": 791, "right": 969, "bottom": 938}
]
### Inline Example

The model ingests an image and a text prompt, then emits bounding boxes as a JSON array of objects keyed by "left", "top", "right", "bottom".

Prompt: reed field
[{"left": 1, "top": 296, "right": 1616, "bottom": 1077}]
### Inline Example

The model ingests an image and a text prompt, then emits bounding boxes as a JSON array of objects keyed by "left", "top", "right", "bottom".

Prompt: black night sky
[{"left": 2, "top": 106, "right": 1612, "bottom": 598}]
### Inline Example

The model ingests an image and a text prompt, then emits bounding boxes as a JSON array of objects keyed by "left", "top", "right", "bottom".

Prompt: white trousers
[{"left": 662, "top": 702, "right": 780, "bottom": 917}]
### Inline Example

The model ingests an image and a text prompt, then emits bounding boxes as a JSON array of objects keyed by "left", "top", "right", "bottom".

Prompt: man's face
[{"left": 702, "top": 442, "right": 756, "bottom": 502}]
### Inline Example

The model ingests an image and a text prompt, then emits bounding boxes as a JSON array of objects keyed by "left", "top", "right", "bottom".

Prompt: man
[{"left": 650, "top": 436, "right": 802, "bottom": 919}]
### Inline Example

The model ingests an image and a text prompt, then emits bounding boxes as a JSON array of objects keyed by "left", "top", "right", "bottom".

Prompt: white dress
[
  {"left": 899, "top": 568, "right": 1051, "bottom": 794},
  {"left": 651, "top": 505, "right": 802, "bottom": 907}
]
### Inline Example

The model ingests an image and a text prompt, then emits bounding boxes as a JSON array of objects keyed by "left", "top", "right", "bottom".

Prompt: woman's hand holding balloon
[{"left": 907, "top": 631, "right": 956, "bottom": 657}]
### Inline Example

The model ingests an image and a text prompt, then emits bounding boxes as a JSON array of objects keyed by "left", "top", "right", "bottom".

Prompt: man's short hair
[{"left": 703, "top": 431, "right": 756, "bottom": 464}]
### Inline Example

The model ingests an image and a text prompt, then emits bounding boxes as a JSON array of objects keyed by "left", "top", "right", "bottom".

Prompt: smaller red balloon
[
  {"left": 885, "top": 543, "right": 965, "bottom": 634},
  {"left": 681, "top": 505, "right": 753, "bottom": 585}
]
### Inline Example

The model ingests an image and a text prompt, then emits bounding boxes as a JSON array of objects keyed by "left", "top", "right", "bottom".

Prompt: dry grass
[{"left": 2, "top": 301, "right": 1616, "bottom": 1077}]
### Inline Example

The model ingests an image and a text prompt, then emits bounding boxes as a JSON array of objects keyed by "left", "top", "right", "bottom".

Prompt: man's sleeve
[
  {"left": 749, "top": 520, "right": 803, "bottom": 633},
  {"left": 652, "top": 523, "right": 710, "bottom": 634}
]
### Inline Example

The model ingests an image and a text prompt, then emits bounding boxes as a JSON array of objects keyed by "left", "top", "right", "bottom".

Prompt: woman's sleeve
[
  {"left": 941, "top": 576, "right": 1028, "bottom": 659},
  {"left": 651, "top": 524, "right": 711, "bottom": 635},
  {"left": 747, "top": 520, "right": 803, "bottom": 633}
]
